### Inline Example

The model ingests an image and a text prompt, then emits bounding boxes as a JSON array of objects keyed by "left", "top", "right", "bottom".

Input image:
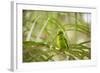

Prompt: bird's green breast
[{"left": 56, "top": 30, "right": 69, "bottom": 50}]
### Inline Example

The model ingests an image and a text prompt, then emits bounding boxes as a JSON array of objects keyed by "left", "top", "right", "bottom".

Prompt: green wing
[{"left": 63, "top": 37, "right": 69, "bottom": 50}]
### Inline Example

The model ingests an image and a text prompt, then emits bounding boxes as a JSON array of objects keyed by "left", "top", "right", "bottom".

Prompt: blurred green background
[{"left": 23, "top": 10, "right": 91, "bottom": 62}]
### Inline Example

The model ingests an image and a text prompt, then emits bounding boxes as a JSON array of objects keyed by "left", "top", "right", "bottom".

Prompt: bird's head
[{"left": 57, "top": 30, "right": 64, "bottom": 35}]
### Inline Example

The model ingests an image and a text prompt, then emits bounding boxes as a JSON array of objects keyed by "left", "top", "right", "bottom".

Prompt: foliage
[{"left": 23, "top": 10, "right": 91, "bottom": 62}]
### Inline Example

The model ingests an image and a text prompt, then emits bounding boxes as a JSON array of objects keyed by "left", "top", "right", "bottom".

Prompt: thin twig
[
  {"left": 36, "top": 18, "right": 49, "bottom": 41},
  {"left": 26, "top": 16, "right": 40, "bottom": 41}
]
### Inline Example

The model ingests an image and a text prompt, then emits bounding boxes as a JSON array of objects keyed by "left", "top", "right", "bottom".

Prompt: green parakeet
[{"left": 56, "top": 30, "right": 69, "bottom": 51}]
